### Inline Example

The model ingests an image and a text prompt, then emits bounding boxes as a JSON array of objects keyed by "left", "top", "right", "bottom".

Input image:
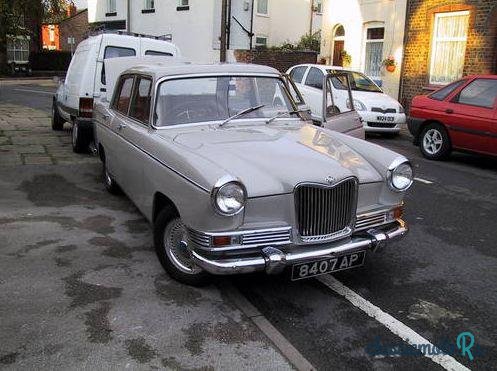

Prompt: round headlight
[
  {"left": 213, "top": 181, "right": 246, "bottom": 215},
  {"left": 388, "top": 161, "right": 413, "bottom": 191}
]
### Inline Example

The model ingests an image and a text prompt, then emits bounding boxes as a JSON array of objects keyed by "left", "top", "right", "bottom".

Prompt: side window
[
  {"left": 101, "top": 46, "right": 137, "bottom": 84},
  {"left": 114, "top": 76, "right": 135, "bottom": 114},
  {"left": 290, "top": 66, "right": 306, "bottom": 84},
  {"left": 430, "top": 79, "right": 467, "bottom": 101},
  {"left": 129, "top": 77, "right": 153, "bottom": 123},
  {"left": 305, "top": 67, "right": 324, "bottom": 90},
  {"left": 454, "top": 79, "right": 497, "bottom": 108},
  {"left": 145, "top": 50, "right": 173, "bottom": 56}
]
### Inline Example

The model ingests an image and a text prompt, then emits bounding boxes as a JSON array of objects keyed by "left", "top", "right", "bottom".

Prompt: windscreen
[
  {"left": 155, "top": 76, "right": 295, "bottom": 126},
  {"left": 327, "top": 70, "right": 382, "bottom": 93}
]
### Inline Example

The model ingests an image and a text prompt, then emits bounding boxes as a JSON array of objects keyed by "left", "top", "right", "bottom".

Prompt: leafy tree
[{"left": 0, "top": 0, "right": 68, "bottom": 74}]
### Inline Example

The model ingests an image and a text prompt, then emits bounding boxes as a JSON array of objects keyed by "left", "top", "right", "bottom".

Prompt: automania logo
[{"left": 365, "top": 332, "right": 485, "bottom": 360}]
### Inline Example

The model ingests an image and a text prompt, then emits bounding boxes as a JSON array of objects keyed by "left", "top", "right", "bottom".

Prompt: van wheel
[
  {"left": 51, "top": 101, "right": 64, "bottom": 131},
  {"left": 72, "top": 120, "right": 91, "bottom": 153},
  {"left": 154, "top": 207, "right": 211, "bottom": 287},
  {"left": 420, "top": 123, "right": 451, "bottom": 160}
]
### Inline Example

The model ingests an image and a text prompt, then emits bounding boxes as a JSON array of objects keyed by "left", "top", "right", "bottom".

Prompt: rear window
[
  {"left": 101, "top": 46, "right": 137, "bottom": 85},
  {"left": 305, "top": 67, "right": 324, "bottom": 90},
  {"left": 145, "top": 50, "right": 173, "bottom": 56},
  {"left": 114, "top": 76, "right": 135, "bottom": 114},
  {"left": 429, "top": 79, "right": 467, "bottom": 101}
]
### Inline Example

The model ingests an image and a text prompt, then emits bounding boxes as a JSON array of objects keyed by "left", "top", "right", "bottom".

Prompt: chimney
[{"left": 67, "top": 1, "right": 77, "bottom": 17}]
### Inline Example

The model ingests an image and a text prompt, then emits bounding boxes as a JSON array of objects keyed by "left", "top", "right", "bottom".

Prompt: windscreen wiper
[
  {"left": 265, "top": 109, "right": 304, "bottom": 124},
  {"left": 219, "top": 104, "right": 265, "bottom": 127}
]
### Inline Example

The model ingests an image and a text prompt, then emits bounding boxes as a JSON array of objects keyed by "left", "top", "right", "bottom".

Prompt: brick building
[
  {"left": 401, "top": 0, "right": 497, "bottom": 108},
  {"left": 59, "top": 8, "right": 89, "bottom": 52}
]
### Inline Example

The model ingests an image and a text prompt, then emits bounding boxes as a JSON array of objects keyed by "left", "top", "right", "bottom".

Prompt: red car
[{"left": 408, "top": 75, "right": 497, "bottom": 160}]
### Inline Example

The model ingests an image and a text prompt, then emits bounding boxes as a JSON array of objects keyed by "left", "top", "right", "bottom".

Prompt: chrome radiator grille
[{"left": 295, "top": 179, "right": 357, "bottom": 242}]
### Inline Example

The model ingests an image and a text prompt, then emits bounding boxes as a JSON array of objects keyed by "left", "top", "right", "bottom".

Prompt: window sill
[
  {"left": 142, "top": 8, "right": 155, "bottom": 13},
  {"left": 176, "top": 6, "right": 190, "bottom": 11},
  {"left": 105, "top": 12, "right": 117, "bottom": 17},
  {"left": 256, "top": 13, "right": 270, "bottom": 18}
]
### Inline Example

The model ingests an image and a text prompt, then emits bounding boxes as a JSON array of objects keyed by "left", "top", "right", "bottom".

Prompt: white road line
[
  {"left": 13, "top": 88, "right": 54, "bottom": 95},
  {"left": 316, "top": 275, "right": 470, "bottom": 371},
  {"left": 414, "top": 177, "right": 434, "bottom": 184},
  {"left": 219, "top": 282, "right": 315, "bottom": 371}
]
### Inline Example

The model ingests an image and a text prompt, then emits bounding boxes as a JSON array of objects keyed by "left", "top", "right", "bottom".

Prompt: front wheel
[
  {"left": 154, "top": 207, "right": 210, "bottom": 286},
  {"left": 72, "top": 120, "right": 91, "bottom": 153},
  {"left": 103, "top": 162, "right": 121, "bottom": 195},
  {"left": 420, "top": 123, "right": 451, "bottom": 160}
]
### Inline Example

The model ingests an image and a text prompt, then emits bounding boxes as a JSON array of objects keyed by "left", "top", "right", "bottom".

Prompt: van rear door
[{"left": 95, "top": 38, "right": 140, "bottom": 99}]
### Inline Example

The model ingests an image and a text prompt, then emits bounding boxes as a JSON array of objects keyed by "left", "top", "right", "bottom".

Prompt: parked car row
[{"left": 50, "top": 31, "right": 496, "bottom": 286}]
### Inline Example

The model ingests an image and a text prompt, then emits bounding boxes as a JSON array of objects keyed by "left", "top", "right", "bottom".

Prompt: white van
[
  {"left": 52, "top": 31, "right": 180, "bottom": 152},
  {"left": 287, "top": 64, "right": 406, "bottom": 136}
]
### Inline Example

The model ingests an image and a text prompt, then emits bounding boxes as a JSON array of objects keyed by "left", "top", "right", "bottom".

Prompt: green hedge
[{"left": 29, "top": 51, "right": 72, "bottom": 71}]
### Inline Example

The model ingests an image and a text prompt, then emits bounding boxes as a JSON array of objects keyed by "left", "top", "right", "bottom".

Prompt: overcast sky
[{"left": 73, "top": 0, "right": 88, "bottom": 9}]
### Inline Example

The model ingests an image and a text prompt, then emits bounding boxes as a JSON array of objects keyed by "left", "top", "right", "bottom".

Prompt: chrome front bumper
[{"left": 189, "top": 220, "right": 408, "bottom": 276}]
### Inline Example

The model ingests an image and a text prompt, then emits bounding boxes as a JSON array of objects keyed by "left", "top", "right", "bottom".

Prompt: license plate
[
  {"left": 291, "top": 251, "right": 366, "bottom": 281},
  {"left": 376, "top": 116, "right": 395, "bottom": 122}
]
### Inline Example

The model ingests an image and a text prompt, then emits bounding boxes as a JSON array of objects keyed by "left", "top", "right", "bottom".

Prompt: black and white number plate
[
  {"left": 291, "top": 251, "right": 366, "bottom": 281},
  {"left": 376, "top": 116, "right": 395, "bottom": 122}
]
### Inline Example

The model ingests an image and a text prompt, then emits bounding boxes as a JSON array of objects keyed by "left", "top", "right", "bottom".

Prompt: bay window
[{"left": 429, "top": 11, "right": 470, "bottom": 85}]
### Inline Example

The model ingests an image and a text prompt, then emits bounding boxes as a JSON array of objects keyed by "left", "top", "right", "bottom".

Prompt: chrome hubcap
[
  {"left": 423, "top": 129, "right": 443, "bottom": 155},
  {"left": 72, "top": 122, "right": 78, "bottom": 146},
  {"left": 163, "top": 218, "right": 201, "bottom": 275}
]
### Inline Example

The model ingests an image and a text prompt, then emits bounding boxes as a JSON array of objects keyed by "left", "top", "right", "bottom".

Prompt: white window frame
[
  {"left": 256, "top": 0, "right": 269, "bottom": 16},
  {"left": 429, "top": 10, "right": 470, "bottom": 85},
  {"left": 314, "top": 0, "right": 323, "bottom": 14},
  {"left": 179, "top": 0, "right": 189, "bottom": 6},
  {"left": 7, "top": 35, "right": 30, "bottom": 64},
  {"left": 255, "top": 35, "right": 268, "bottom": 47},
  {"left": 144, "top": 0, "right": 154, "bottom": 10},
  {"left": 362, "top": 24, "right": 384, "bottom": 80},
  {"left": 107, "top": 0, "right": 116, "bottom": 13}
]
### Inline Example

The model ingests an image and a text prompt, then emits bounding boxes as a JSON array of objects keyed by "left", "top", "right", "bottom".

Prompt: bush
[{"left": 29, "top": 51, "right": 72, "bottom": 71}]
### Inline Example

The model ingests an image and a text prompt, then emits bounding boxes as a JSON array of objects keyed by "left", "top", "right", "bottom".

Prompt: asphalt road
[{"left": 1, "top": 81, "right": 496, "bottom": 370}]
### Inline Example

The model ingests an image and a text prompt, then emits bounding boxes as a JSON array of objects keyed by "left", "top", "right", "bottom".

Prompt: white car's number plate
[
  {"left": 376, "top": 116, "right": 395, "bottom": 122},
  {"left": 291, "top": 251, "right": 366, "bottom": 281}
]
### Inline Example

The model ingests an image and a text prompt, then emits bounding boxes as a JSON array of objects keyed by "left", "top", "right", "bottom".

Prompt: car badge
[{"left": 325, "top": 176, "right": 336, "bottom": 185}]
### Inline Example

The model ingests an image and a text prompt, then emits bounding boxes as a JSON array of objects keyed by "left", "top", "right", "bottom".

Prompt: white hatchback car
[{"left": 287, "top": 64, "right": 406, "bottom": 135}]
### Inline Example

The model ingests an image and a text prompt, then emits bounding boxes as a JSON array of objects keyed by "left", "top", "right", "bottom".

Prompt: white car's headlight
[
  {"left": 212, "top": 180, "right": 247, "bottom": 215},
  {"left": 387, "top": 160, "right": 413, "bottom": 192},
  {"left": 346, "top": 99, "right": 367, "bottom": 111},
  {"left": 398, "top": 104, "right": 405, "bottom": 114}
]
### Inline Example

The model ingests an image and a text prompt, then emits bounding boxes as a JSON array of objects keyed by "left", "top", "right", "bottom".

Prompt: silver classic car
[{"left": 94, "top": 62, "right": 413, "bottom": 286}]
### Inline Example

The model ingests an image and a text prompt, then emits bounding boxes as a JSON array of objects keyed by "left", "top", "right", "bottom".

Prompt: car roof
[
  {"left": 464, "top": 74, "right": 497, "bottom": 80},
  {"left": 124, "top": 63, "right": 281, "bottom": 79},
  {"left": 290, "top": 64, "right": 357, "bottom": 73}
]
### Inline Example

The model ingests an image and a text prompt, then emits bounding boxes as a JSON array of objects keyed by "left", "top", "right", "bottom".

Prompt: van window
[
  {"left": 114, "top": 76, "right": 135, "bottom": 114},
  {"left": 101, "top": 46, "right": 137, "bottom": 84},
  {"left": 305, "top": 67, "right": 324, "bottom": 90},
  {"left": 145, "top": 50, "right": 173, "bottom": 56},
  {"left": 129, "top": 77, "right": 153, "bottom": 123},
  {"left": 289, "top": 66, "right": 306, "bottom": 84}
]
